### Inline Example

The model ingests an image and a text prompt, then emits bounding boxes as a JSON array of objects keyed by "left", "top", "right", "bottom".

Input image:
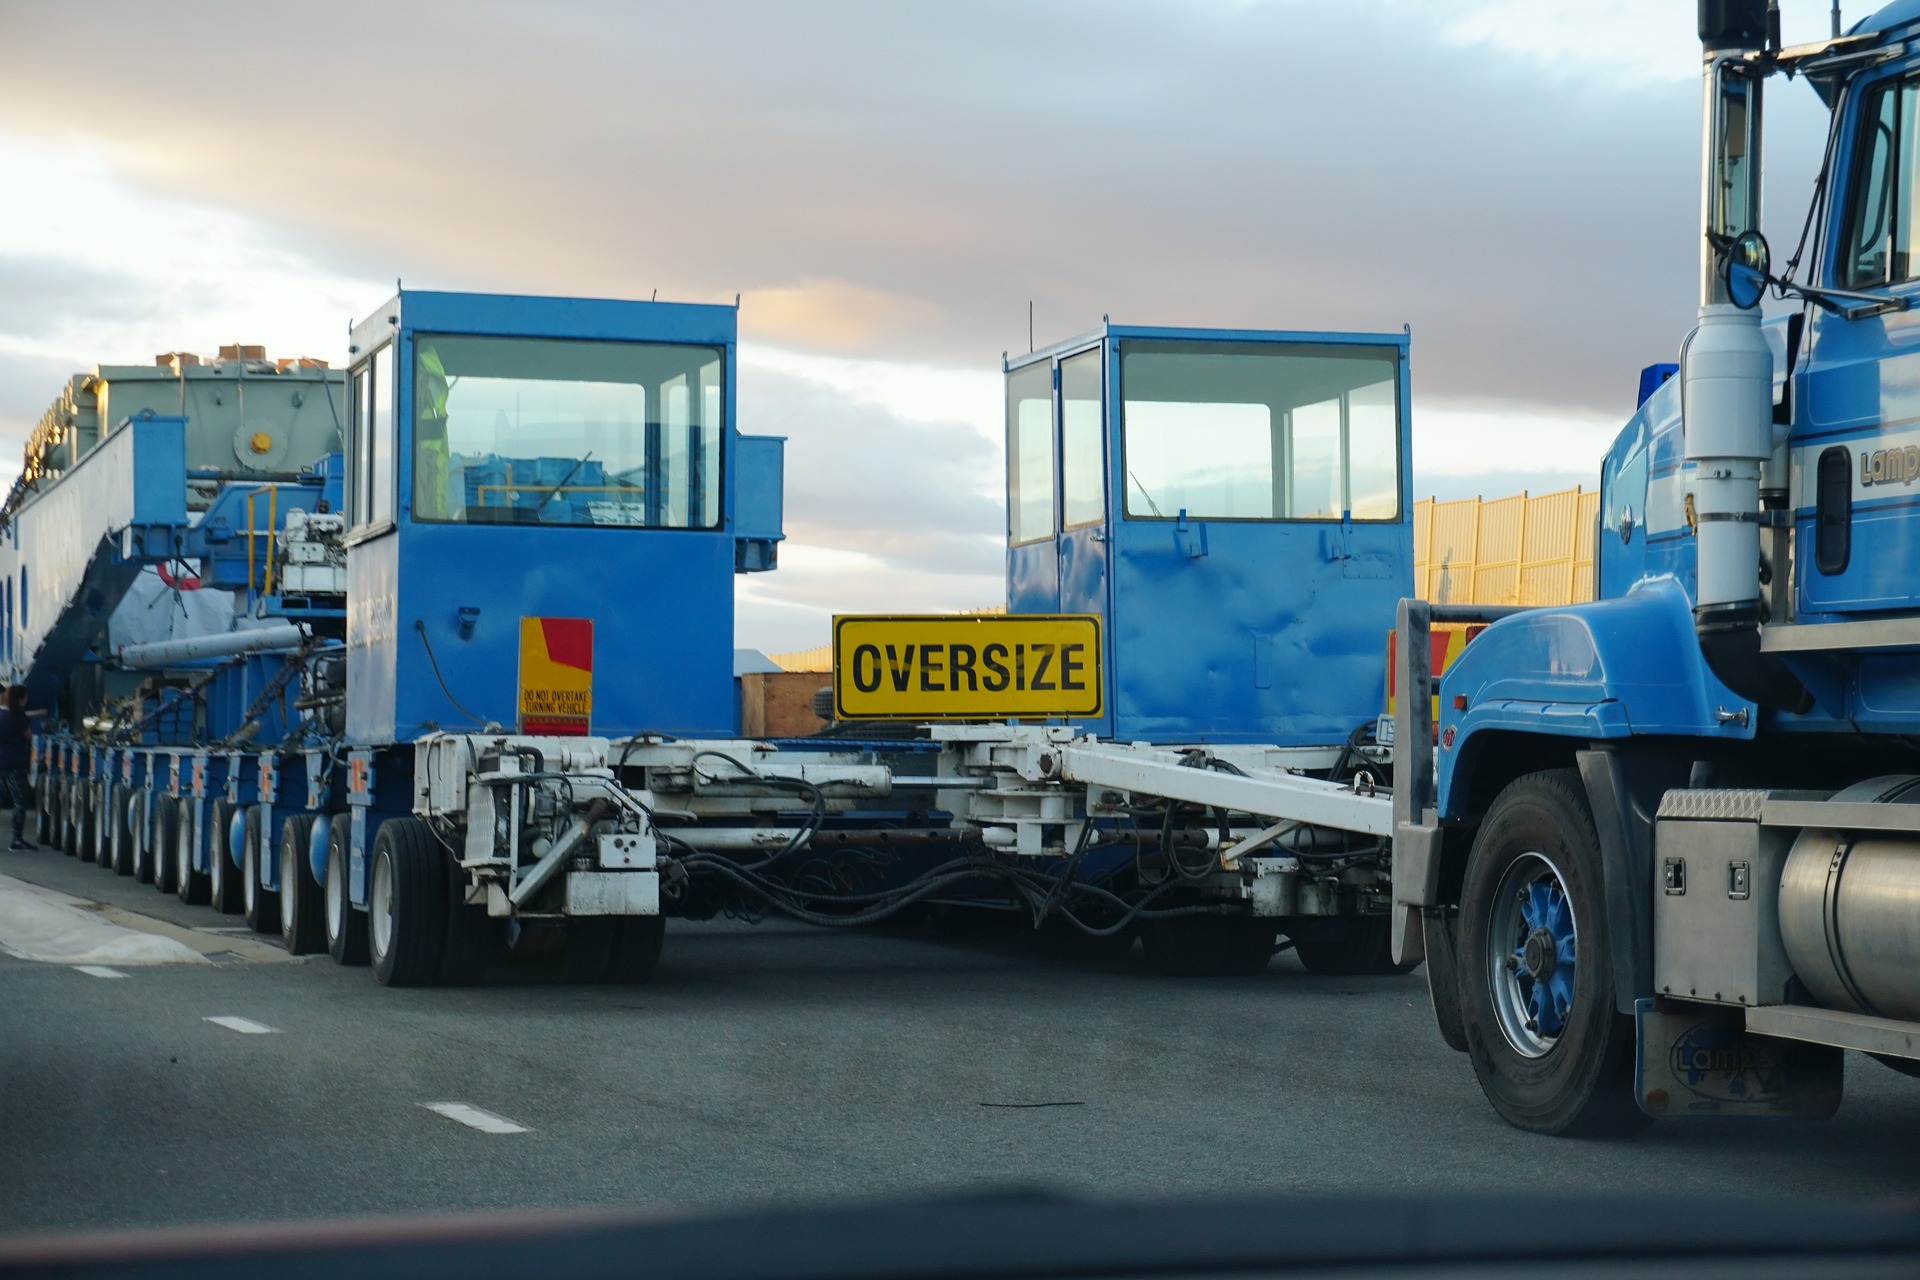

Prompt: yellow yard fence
[{"left": 1415, "top": 487, "right": 1600, "bottom": 607}]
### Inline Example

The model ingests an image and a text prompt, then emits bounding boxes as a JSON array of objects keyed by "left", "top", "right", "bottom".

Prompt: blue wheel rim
[{"left": 1486, "top": 851, "right": 1578, "bottom": 1058}]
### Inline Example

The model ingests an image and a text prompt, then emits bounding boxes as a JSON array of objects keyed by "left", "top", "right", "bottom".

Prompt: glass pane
[
  {"left": 413, "top": 334, "right": 724, "bottom": 528},
  {"left": 1346, "top": 379, "right": 1400, "bottom": 519},
  {"left": 1898, "top": 82, "right": 1920, "bottom": 281},
  {"left": 1288, "top": 398, "right": 1339, "bottom": 519},
  {"left": 1846, "top": 82, "right": 1897, "bottom": 288},
  {"left": 1120, "top": 340, "right": 1400, "bottom": 521},
  {"left": 349, "top": 369, "right": 368, "bottom": 526},
  {"left": 1711, "top": 70, "right": 1757, "bottom": 239},
  {"left": 1060, "top": 350, "right": 1103, "bottom": 529},
  {"left": 1006, "top": 362, "right": 1054, "bottom": 544},
  {"left": 371, "top": 347, "right": 393, "bottom": 524}
]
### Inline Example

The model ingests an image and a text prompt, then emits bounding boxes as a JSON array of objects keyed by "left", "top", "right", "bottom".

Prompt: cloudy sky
[{"left": 0, "top": 0, "right": 1847, "bottom": 652}]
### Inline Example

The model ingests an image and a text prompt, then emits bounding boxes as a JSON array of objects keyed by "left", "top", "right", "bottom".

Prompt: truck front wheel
[{"left": 1457, "top": 769, "right": 1647, "bottom": 1137}]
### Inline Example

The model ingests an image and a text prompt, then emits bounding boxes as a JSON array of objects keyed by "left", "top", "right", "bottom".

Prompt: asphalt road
[{"left": 3, "top": 841, "right": 1919, "bottom": 1240}]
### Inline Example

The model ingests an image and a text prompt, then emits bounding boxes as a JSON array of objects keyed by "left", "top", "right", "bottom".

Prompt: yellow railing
[{"left": 1414, "top": 487, "right": 1600, "bottom": 607}]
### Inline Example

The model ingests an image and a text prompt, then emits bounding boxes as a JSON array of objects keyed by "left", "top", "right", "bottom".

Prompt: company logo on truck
[{"left": 1861, "top": 444, "right": 1920, "bottom": 487}]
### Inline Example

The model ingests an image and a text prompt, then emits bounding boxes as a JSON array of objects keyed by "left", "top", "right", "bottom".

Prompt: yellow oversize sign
[{"left": 832, "top": 614, "right": 1102, "bottom": 721}]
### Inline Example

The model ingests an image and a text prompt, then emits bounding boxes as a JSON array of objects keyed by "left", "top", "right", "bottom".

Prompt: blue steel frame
[{"left": 1005, "top": 322, "right": 1413, "bottom": 745}]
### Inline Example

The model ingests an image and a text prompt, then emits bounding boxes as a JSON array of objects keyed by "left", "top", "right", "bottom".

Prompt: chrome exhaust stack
[{"left": 1687, "top": 0, "right": 1812, "bottom": 713}]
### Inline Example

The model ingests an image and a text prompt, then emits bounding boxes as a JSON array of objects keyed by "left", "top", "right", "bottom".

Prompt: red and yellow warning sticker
[{"left": 519, "top": 617, "right": 594, "bottom": 736}]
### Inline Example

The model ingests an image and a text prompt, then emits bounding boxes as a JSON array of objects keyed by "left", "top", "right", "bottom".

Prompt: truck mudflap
[{"left": 1633, "top": 998, "right": 1842, "bottom": 1120}]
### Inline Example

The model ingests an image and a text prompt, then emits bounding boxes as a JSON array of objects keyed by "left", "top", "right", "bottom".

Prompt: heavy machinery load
[{"left": 1392, "top": 0, "right": 1920, "bottom": 1134}]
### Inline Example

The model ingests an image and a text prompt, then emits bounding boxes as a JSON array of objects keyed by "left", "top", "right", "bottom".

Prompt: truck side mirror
[{"left": 1725, "top": 229, "right": 1770, "bottom": 310}]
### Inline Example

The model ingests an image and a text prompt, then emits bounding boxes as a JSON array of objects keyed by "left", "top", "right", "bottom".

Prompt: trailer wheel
[
  {"left": 279, "top": 815, "right": 324, "bottom": 956},
  {"left": 369, "top": 817, "right": 448, "bottom": 987},
  {"left": 1458, "top": 769, "right": 1647, "bottom": 1137},
  {"left": 437, "top": 853, "right": 497, "bottom": 988},
  {"left": 208, "top": 800, "right": 242, "bottom": 914},
  {"left": 325, "top": 813, "right": 369, "bottom": 967},
  {"left": 131, "top": 793, "right": 154, "bottom": 884},
  {"left": 62, "top": 778, "right": 80, "bottom": 856},
  {"left": 241, "top": 808, "right": 280, "bottom": 935},
  {"left": 111, "top": 791, "right": 135, "bottom": 876},
  {"left": 92, "top": 783, "right": 113, "bottom": 867},
  {"left": 605, "top": 917, "right": 666, "bottom": 984},
  {"left": 151, "top": 797, "right": 179, "bottom": 895},
  {"left": 1293, "top": 916, "right": 1421, "bottom": 976},
  {"left": 78, "top": 781, "right": 99, "bottom": 864},
  {"left": 1140, "top": 916, "right": 1278, "bottom": 977},
  {"left": 175, "top": 800, "right": 209, "bottom": 905},
  {"left": 34, "top": 778, "right": 52, "bottom": 845}
]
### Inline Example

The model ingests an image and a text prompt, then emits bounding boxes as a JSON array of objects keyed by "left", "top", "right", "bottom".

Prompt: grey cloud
[
  {"left": 0, "top": 257, "right": 164, "bottom": 338},
  {"left": 743, "top": 364, "right": 1004, "bottom": 578},
  {"left": 0, "top": 2, "right": 1831, "bottom": 426}
]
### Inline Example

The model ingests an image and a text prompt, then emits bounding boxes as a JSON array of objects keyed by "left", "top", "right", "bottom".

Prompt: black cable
[{"left": 413, "top": 620, "right": 485, "bottom": 726}]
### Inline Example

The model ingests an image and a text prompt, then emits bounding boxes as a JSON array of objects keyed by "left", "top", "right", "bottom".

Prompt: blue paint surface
[{"left": 1005, "top": 323, "right": 1411, "bottom": 745}]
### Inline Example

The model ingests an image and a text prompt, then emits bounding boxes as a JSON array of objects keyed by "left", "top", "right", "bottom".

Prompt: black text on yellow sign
[{"left": 832, "top": 615, "right": 1103, "bottom": 720}]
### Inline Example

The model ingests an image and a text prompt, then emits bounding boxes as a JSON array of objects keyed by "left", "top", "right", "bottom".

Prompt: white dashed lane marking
[
  {"left": 74, "top": 965, "right": 127, "bottom": 979},
  {"left": 423, "top": 1103, "right": 529, "bottom": 1134},
  {"left": 203, "top": 1016, "right": 278, "bottom": 1035}
]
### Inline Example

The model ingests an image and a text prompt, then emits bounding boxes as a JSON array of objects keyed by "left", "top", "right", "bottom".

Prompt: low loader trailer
[{"left": 20, "top": 295, "right": 1424, "bottom": 986}]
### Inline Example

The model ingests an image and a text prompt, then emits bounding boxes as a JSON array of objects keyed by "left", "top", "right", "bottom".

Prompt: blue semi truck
[{"left": 1393, "top": 0, "right": 1920, "bottom": 1134}]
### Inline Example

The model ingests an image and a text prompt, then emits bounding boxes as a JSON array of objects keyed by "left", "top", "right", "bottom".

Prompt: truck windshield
[
  {"left": 413, "top": 334, "right": 724, "bottom": 528},
  {"left": 1120, "top": 340, "right": 1400, "bottom": 521}
]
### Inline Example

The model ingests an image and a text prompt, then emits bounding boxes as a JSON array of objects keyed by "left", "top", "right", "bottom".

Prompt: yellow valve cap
[{"left": 249, "top": 431, "right": 273, "bottom": 454}]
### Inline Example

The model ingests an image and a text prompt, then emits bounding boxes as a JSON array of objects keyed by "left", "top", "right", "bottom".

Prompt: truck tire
[
  {"left": 1423, "top": 907, "right": 1470, "bottom": 1053},
  {"left": 1293, "top": 916, "right": 1421, "bottom": 976},
  {"left": 437, "top": 848, "right": 496, "bottom": 987},
  {"left": 1140, "top": 916, "right": 1278, "bottom": 977},
  {"left": 606, "top": 916, "right": 666, "bottom": 984},
  {"left": 34, "top": 779, "right": 52, "bottom": 845},
  {"left": 279, "top": 815, "right": 324, "bottom": 956},
  {"left": 131, "top": 793, "right": 154, "bottom": 884},
  {"left": 208, "top": 799, "right": 242, "bottom": 914},
  {"left": 325, "top": 813, "right": 369, "bottom": 966},
  {"left": 152, "top": 796, "right": 179, "bottom": 895},
  {"left": 241, "top": 807, "right": 280, "bottom": 935},
  {"left": 112, "top": 791, "right": 135, "bottom": 876},
  {"left": 175, "top": 800, "right": 210, "bottom": 905},
  {"left": 1457, "top": 769, "right": 1648, "bottom": 1137},
  {"left": 560, "top": 920, "right": 618, "bottom": 983},
  {"left": 369, "top": 817, "right": 447, "bottom": 987}
]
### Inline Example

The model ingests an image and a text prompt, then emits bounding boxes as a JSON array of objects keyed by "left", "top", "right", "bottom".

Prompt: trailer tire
[
  {"left": 34, "top": 778, "right": 52, "bottom": 845},
  {"left": 1293, "top": 916, "right": 1420, "bottom": 976},
  {"left": 78, "top": 781, "right": 98, "bottom": 864},
  {"left": 1458, "top": 769, "right": 1648, "bottom": 1137},
  {"left": 208, "top": 800, "right": 242, "bottom": 914},
  {"left": 111, "top": 791, "right": 135, "bottom": 876},
  {"left": 151, "top": 796, "right": 179, "bottom": 895},
  {"left": 132, "top": 793, "right": 154, "bottom": 884},
  {"left": 175, "top": 800, "right": 209, "bottom": 905},
  {"left": 325, "top": 813, "right": 369, "bottom": 966},
  {"left": 279, "top": 815, "right": 324, "bottom": 956},
  {"left": 438, "top": 857, "right": 496, "bottom": 988},
  {"left": 62, "top": 778, "right": 80, "bottom": 856},
  {"left": 369, "top": 817, "right": 447, "bottom": 987},
  {"left": 558, "top": 920, "right": 618, "bottom": 983},
  {"left": 1140, "top": 916, "right": 1277, "bottom": 977},
  {"left": 605, "top": 917, "right": 666, "bottom": 984},
  {"left": 241, "top": 808, "right": 280, "bottom": 934}
]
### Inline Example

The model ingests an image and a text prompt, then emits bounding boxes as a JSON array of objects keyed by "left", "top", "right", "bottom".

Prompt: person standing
[{"left": 0, "top": 685, "right": 44, "bottom": 851}]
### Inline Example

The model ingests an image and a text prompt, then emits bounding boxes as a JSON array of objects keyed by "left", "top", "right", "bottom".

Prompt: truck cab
[
  {"left": 1401, "top": 0, "right": 1920, "bottom": 1139},
  {"left": 1004, "top": 323, "right": 1412, "bottom": 746},
  {"left": 340, "top": 291, "right": 784, "bottom": 745}
]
